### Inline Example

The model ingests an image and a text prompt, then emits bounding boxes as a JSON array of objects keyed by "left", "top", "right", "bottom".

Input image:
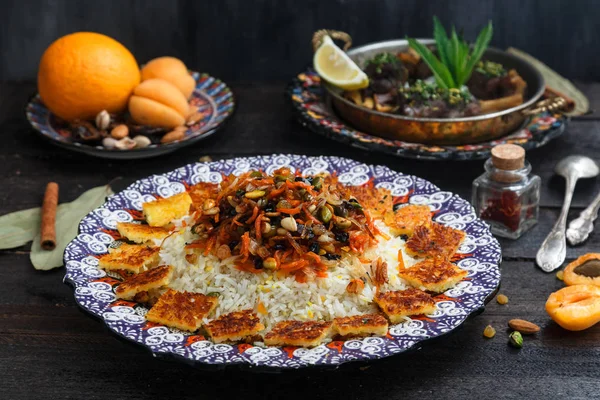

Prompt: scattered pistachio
[
  {"left": 132, "top": 135, "right": 151, "bottom": 148},
  {"left": 245, "top": 190, "right": 266, "bottom": 199},
  {"left": 496, "top": 294, "right": 509, "bottom": 305},
  {"left": 319, "top": 206, "right": 333, "bottom": 223},
  {"left": 508, "top": 331, "right": 523, "bottom": 348},
  {"left": 483, "top": 325, "right": 496, "bottom": 338},
  {"left": 556, "top": 270, "right": 564, "bottom": 281},
  {"left": 312, "top": 176, "right": 323, "bottom": 190},
  {"left": 95, "top": 110, "right": 111, "bottom": 130},
  {"left": 161, "top": 129, "right": 185, "bottom": 143},
  {"left": 102, "top": 137, "right": 118, "bottom": 149},
  {"left": 114, "top": 137, "right": 136, "bottom": 150},
  {"left": 334, "top": 216, "right": 352, "bottom": 230},
  {"left": 276, "top": 200, "right": 292, "bottom": 210},
  {"left": 281, "top": 217, "right": 297, "bottom": 232},
  {"left": 263, "top": 257, "right": 277, "bottom": 270},
  {"left": 110, "top": 124, "right": 129, "bottom": 139}
]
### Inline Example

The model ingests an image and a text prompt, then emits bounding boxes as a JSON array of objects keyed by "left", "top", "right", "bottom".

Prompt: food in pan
[
  {"left": 96, "top": 168, "right": 469, "bottom": 347},
  {"left": 342, "top": 18, "right": 527, "bottom": 118}
]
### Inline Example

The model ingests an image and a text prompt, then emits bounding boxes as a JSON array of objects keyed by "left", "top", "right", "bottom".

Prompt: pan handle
[
  {"left": 523, "top": 96, "right": 569, "bottom": 116},
  {"left": 312, "top": 30, "right": 352, "bottom": 52}
]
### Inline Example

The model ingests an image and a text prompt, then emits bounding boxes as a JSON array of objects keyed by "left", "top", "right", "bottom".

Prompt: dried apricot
[
  {"left": 563, "top": 253, "right": 600, "bottom": 287},
  {"left": 545, "top": 284, "right": 600, "bottom": 331}
]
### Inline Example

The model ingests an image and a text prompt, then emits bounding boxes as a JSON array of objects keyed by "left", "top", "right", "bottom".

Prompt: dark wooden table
[{"left": 2, "top": 81, "right": 600, "bottom": 399}]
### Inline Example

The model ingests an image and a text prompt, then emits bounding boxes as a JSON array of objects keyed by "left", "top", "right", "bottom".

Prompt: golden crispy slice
[
  {"left": 142, "top": 191, "right": 192, "bottom": 227},
  {"left": 97, "top": 244, "right": 160, "bottom": 273},
  {"left": 346, "top": 186, "right": 393, "bottom": 219},
  {"left": 205, "top": 310, "right": 265, "bottom": 343},
  {"left": 264, "top": 320, "right": 332, "bottom": 347},
  {"left": 384, "top": 204, "right": 432, "bottom": 237},
  {"left": 145, "top": 289, "right": 218, "bottom": 332},
  {"left": 333, "top": 314, "right": 388, "bottom": 338},
  {"left": 405, "top": 223, "right": 465, "bottom": 259},
  {"left": 115, "top": 265, "right": 173, "bottom": 300},
  {"left": 398, "top": 258, "right": 468, "bottom": 292},
  {"left": 375, "top": 288, "right": 436, "bottom": 323},
  {"left": 116, "top": 222, "right": 171, "bottom": 244}
]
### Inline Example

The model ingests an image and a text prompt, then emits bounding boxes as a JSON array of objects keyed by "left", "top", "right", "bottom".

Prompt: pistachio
[
  {"left": 308, "top": 204, "right": 317, "bottom": 213},
  {"left": 110, "top": 124, "right": 129, "bottom": 139},
  {"left": 483, "top": 325, "right": 496, "bottom": 338},
  {"left": 312, "top": 176, "right": 323, "bottom": 190},
  {"left": 263, "top": 225, "right": 277, "bottom": 238},
  {"left": 186, "top": 111, "right": 204, "bottom": 126},
  {"left": 496, "top": 294, "right": 509, "bottom": 305},
  {"left": 203, "top": 199, "right": 216, "bottom": 211},
  {"left": 276, "top": 227, "right": 288, "bottom": 236},
  {"left": 319, "top": 206, "right": 333, "bottom": 223},
  {"left": 102, "top": 137, "right": 118, "bottom": 149},
  {"left": 95, "top": 110, "right": 110, "bottom": 130},
  {"left": 276, "top": 200, "right": 292, "bottom": 210},
  {"left": 132, "top": 135, "right": 151, "bottom": 148},
  {"left": 245, "top": 190, "right": 266, "bottom": 199},
  {"left": 203, "top": 207, "right": 220, "bottom": 215},
  {"left": 334, "top": 216, "right": 352, "bottom": 230},
  {"left": 263, "top": 257, "right": 277, "bottom": 270},
  {"left": 281, "top": 217, "right": 297, "bottom": 232},
  {"left": 114, "top": 137, "right": 136, "bottom": 150},
  {"left": 161, "top": 129, "right": 185, "bottom": 143},
  {"left": 508, "top": 331, "right": 523, "bottom": 348},
  {"left": 250, "top": 171, "right": 263, "bottom": 178}
]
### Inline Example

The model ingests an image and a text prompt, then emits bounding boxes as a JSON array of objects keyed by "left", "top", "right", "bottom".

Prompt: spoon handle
[
  {"left": 536, "top": 175, "right": 577, "bottom": 272},
  {"left": 567, "top": 190, "right": 600, "bottom": 245}
]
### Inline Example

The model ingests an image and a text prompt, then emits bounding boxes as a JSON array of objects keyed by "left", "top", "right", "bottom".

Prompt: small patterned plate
[
  {"left": 287, "top": 69, "right": 568, "bottom": 161},
  {"left": 26, "top": 72, "right": 235, "bottom": 160},
  {"left": 63, "top": 154, "right": 501, "bottom": 370}
]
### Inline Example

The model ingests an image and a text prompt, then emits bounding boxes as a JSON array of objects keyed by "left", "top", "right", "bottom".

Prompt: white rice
[{"left": 158, "top": 220, "right": 418, "bottom": 330}]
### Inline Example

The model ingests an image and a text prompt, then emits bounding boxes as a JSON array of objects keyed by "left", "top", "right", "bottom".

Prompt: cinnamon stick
[{"left": 41, "top": 182, "right": 59, "bottom": 251}]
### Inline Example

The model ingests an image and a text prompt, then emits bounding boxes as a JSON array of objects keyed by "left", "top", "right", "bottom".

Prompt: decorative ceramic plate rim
[
  {"left": 287, "top": 69, "right": 568, "bottom": 161},
  {"left": 26, "top": 71, "right": 235, "bottom": 157},
  {"left": 63, "top": 154, "right": 501, "bottom": 369}
]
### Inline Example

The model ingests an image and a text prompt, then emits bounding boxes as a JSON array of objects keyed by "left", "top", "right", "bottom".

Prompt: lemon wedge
[{"left": 313, "top": 36, "right": 369, "bottom": 90}]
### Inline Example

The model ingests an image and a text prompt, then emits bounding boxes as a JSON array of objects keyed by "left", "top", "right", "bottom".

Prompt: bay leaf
[{"left": 30, "top": 185, "right": 113, "bottom": 271}]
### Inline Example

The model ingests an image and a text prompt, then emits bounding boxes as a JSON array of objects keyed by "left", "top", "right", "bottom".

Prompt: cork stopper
[{"left": 491, "top": 144, "right": 525, "bottom": 171}]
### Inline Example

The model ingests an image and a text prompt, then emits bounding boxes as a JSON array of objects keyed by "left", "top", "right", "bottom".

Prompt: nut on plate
[
  {"left": 132, "top": 135, "right": 151, "bottom": 148},
  {"left": 114, "top": 137, "right": 136, "bottom": 150},
  {"left": 161, "top": 129, "right": 186, "bottom": 143},
  {"left": 95, "top": 110, "right": 111, "bottom": 130},
  {"left": 111, "top": 124, "right": 129, "bottom": 139}
]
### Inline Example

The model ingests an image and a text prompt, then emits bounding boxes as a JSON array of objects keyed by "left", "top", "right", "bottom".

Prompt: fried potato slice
[
  {"left": 375, "top": 288, "right": 436, "bottom": 323},
  {"left": 384, "top": 204, "right": 432, "bottom": 237},
  {"left": 142, "top": 191, "right": 192, "bottom": 227},
  {"left": 145, "top": 289, "right": 218, "bottom": 332},
  {"left": 205, "top": 310, "right": 265, "bottom": 343},
  {"left": 264, "top": 320, "right": 332, "bottom": 348},
  {"left": 98, "top": 244, "right": 160, "bottom": 273},
  {"left": 116, "top": 222, "right": 171, "bottom": 244},
  {"left": 115, "top": 265, "right": 173, "bottom": 300},
  {"left": 405, "top": 222, "right": 465, "bottom": 259},
  {"left": 333, "top": 314, "right": 388, "bottom": 337},
  {"left": 398, "top": 258, "right": 468, "bottom": 292}
]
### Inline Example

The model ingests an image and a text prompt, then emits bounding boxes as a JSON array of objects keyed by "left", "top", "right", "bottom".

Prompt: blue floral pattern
[{"left": 64, "top": 154, "right": 501, "bottom": 369}]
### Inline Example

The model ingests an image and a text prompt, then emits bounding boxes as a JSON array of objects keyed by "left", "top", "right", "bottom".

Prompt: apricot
[
  {"left": 141, "top": 56, "right": 196, "bottom": 98},
  {"left": 545, "top": 285, "right": 600, "bottom": 331},
  {"left": 563, "top": 253, "right": 600, "bottom": 287},
  {"left": 128, "top": 79, "right": 187, "bottom": 129}
]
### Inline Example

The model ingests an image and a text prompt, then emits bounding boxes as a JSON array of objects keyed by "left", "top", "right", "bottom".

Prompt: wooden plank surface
[{"left": 2, "top": 81, "right": 600, "bottom": 399}]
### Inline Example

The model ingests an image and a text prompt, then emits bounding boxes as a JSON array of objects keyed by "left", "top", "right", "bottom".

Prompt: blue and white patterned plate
[
  {"left": 26, "top": 72, "right": 235, "bottom": 160},
  {"left": 63, "top": 154, "right": 501, "bottom": 369}
]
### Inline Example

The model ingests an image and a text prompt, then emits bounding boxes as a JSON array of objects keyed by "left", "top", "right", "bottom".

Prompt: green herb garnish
[
  {"left": 475, "top": 60, "right": 506, "bottom": 77},
  {"left": 365, "top": 52, "right": 401, "bottom": 74},
  {"left": 399, "top": 80, "right": 473, "bottom": 106},
  {"left": 407, "top": 17, "right": 493, "bottom": 89}
]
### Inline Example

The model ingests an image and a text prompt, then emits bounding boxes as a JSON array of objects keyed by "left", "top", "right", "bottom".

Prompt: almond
[
  {"left": 508, "top": 319, "right": 540, "bottom": 335},
  {"left": 161, "top": 129, "right": 185, "bottom": 143}
]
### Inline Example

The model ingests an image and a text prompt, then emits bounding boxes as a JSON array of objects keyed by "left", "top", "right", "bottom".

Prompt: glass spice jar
[{"left": 472, "top": 144, "right": 540, "bottom": 239}]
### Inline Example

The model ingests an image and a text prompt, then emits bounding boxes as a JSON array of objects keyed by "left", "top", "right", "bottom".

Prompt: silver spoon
[
  {"left": 536, "top": 155, "right": 599, "bottom": 272},
  {"left": 567, "top": 190, "right": 600, "bottom": 245}
]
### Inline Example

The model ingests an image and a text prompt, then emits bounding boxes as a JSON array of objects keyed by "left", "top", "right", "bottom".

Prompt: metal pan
[{"left": 317, "top": 33, "right": 558, "bottom": 145}]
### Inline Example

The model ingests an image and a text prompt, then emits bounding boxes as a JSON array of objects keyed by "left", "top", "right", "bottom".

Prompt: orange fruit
[
  {"left": 545, "top": 284, "right": 600, "bottom": 331},
  {"left": 141, "top": 56, "right": 196, "bottom": 98},
  {"left": 38, "top": 32, "right": 140, "bottom": 121}
]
